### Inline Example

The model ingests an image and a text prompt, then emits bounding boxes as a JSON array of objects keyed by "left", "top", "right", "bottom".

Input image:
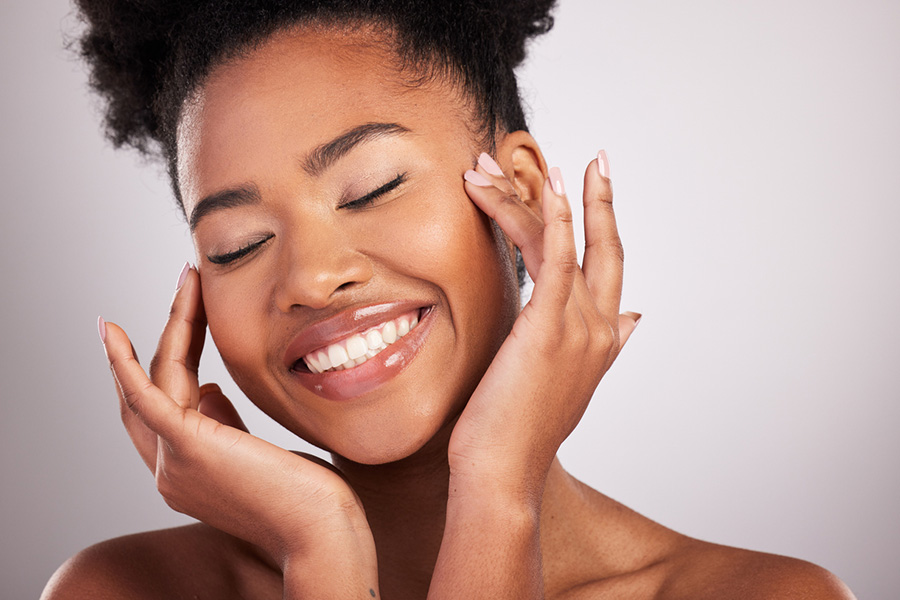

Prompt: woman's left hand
[
  {"left": 427, "top": 152, "right": 637, "bottom": 599},
  {"left": 449, "top": 151, "right": 639, "bottom": 501}
]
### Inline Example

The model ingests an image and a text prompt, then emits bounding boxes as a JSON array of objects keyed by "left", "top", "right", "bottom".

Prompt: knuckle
[
  {"left": 522, "top": 223, "right": 544, "bottom": 252},
  {"left": 181, "top": 313, "right": 201, "bottom": 330},
  {"left": 591, "top": 320, "right": 618, "bottom": 359},
  {"left": 569, "top": 323, "right": 590, "bottom": 350},
  {"left": 498, "top": 190, "right": 520, "bottom": 206},
  {"left": 588, "top": 186, "right": 613, "bottom": 207},
  {"left": 166, "top": 298, "right": 181, "bottom": 320},
  {"left": 107, "top": 352, "right": 126, "bottom": 375},
  {"left": 185, "top": 354, "right": 201, "bottom": 374},
  {"left": 148, "top": 354, "right": 163, "bottom": 379},
  {"left": 149, "top": 354, "right": 185, "bottom": 381},
  {"left": 556, "top": 250, "right": 580, "bottom": 275},
  {"left": 609, "top": 239, "right": 625, "bottom": 264},
  {"left": 553, "top": 205, "right": 574, "bottom": 226},
  {"left": 120, "top": 384, "right": 143, "bottom": 412},
  {"left": 518, "top": 307, "right": 544, "bottom": 333},
  {"left": 494, "top": 192, "right": 520, "bottom": 217},
  {"left": 162, "top": 425, "right": 190, "bottom": 457},
  {"left": 583, "top": 239, "right": 600, "bottom": 255},
  {"left": 107, "top": 362, "right": 120, "bottom": 386}
]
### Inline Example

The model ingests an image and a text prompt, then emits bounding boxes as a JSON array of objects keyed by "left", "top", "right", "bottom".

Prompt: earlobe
[{"left": 495, "top": 130, "right": 548, "bottom": 218}]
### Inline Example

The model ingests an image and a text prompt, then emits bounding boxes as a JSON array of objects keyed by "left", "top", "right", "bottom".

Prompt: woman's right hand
[{"left": 99, "top": 265, "right": 379, "bottom": 597}]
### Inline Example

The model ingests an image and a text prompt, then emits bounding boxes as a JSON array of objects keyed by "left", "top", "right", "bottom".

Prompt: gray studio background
[{"left": 2, "top": 1, "right": 898, "bottom": 597}]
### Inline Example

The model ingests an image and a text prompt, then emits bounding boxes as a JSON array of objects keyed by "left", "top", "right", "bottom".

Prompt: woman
[{"left": 43, "top": 1, "right": 855, "bottom": 598}]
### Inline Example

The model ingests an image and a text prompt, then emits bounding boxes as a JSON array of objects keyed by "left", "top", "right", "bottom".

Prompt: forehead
[{"left": 176, "top": 27, "right": 476, "bottom": 208}]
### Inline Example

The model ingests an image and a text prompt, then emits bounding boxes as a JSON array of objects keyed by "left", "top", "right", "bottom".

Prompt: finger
[
  {"left": 99, "top": 316, "right": 159, "bottom": 470},
  {"left": 617, "top": 311, "right": 642, "bottom": 351},
  {"left": 475, "top": 152, "right": 517, "bottom": 196},
  {"left": 103, "top": 320, "right": 187, "bottom": 439},
  {"left": 148, "top": 263, "right": 207, "bottom": 410},
  {"left": 119, "top": 383, "right": 160, "bottom": 471},
  {"left": 197, "top": 383, "right": 249, "bottom": 433},
  {"left": 528, "top": 169, "right": 578, "bottom": 316},
  {"left": 464, "top": 170, "right": 545, "bottom": 279},
  {"left": 582, "top": 150, "right": 624, "bottom": 319}
]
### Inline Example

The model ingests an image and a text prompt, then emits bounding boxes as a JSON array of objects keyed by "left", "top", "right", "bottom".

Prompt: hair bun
[
  {"left": 485, "top": 0, "right": 556, "bottom": 68},
  {"left": 73, "top": 0, "right": 558, "bottom": 168}
]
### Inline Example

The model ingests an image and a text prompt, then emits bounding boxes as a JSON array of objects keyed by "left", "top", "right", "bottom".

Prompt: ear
[{"left": 494, "top": 130, "right": 548, "bottom": 219}]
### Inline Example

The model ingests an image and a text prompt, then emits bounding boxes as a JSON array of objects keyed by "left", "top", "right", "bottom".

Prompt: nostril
[{"left": 275, "top": 248, "right": 372, "bottom": 311}]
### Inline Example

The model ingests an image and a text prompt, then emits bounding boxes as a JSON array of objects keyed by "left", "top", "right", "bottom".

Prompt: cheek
[
  {"left": 200, "top": 275, "right": 270, "bottom": 376},
  {"left": 201, "top": 276, "right": 301, "bottom": 430},
  {"left": 371, "top": 184, "right": 509, "bottom": 286},
  {"left": 370, "top": 184, "right": 519, "bottom": 348}
]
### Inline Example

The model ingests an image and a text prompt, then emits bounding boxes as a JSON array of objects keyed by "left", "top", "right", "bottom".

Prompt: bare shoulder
[
  {"left": 658, "top": 539, "right": 857, "bottom": 600},
  {"left": 543, "top": 474, "right": 856, "bottom": 600},
  {"left": 557, "top": 533, "right": 855, "bottom": 600},
  {"left": 40, "top": 523, "right": 281, "bottom": 600}
]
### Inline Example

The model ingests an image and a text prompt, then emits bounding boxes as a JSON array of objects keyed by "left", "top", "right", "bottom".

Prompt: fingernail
[
  {"left": 627, "top": 311, "right": 642, "bottom": 327},
  {"left": 549, "top": 167, "right": 566, "bottom": 195},
  {"left": 477, "top": 152, "right": 504, "bottom": 177},
  {"left": 175, "top": 261, "right": 191, "bottom": 290},
  {"left": 97, "top": 315, "right": 107, "bottom": 343},
  {"left": 464, "top": 169, "right": 493, "bottom": 187},
  {"left": 597, "top": 150, "right": 610, "bottom": 179},
  {"left": 199, "top": 383, "right": 222, "bottom": 397}
]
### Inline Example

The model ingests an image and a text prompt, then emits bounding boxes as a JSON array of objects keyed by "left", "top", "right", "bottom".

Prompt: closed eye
[
  {"left": 207, "top": 234, "right": 275, "bottom": 265},
  {"left": 340, "top": 173, "right": 407, "bottom": 210}
]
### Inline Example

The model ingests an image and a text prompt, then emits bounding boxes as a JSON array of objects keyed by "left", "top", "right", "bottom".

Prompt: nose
[{"left": 273, "top": 217, "right": 373, "bottom": 311}]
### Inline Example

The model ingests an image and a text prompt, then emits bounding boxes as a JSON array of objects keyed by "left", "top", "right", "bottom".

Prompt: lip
[{"left": 284, "top": 301, "right": 436, "bottom": 402}]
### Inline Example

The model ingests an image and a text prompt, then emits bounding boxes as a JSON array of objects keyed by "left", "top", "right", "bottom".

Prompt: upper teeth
[{"left": 303, "top": 311, "right": 420, "bottom": 374}]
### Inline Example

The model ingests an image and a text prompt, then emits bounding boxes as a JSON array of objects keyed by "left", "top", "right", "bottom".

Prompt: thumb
[
  {"left": 617, "top": 311, "right": 642, "bottom": 351},
  {"left": 198, "top": 383, "right": 250, "bottom": 433}
]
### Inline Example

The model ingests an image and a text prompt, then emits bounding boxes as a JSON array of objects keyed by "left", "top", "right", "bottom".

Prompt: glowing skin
[
  {"left": 68, "top": 24, "right": 854, "bottom": 600},
  {"left": 177, "top": 28, "right": 520, "bottom": 464}
]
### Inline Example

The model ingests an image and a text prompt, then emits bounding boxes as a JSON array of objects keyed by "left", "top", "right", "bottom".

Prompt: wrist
[
  {"left": 274, "top": 493, "right": 372, "bottom": 564},
  {"left": 448, "top": 450, "right": 553, "bottom": 510},
  {"left": 279, "top": 503, "right": 379, "bottom": 599},
  {"left": 447, "top": 469, "right": 545, "bottom": 519},
  {"left": 433, "top": 482, "right": 543, "bottom": 598}
]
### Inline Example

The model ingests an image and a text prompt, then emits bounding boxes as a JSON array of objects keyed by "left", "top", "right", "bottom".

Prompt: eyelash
[
  {"left": 339, "top": 173, "right": 406, "bottom": 209},
  {"left": 207, "top": 234, "right": 274, "bottom": 265},
  {"left": 207, "top": 174, "right": 406, "bottom": 265}
]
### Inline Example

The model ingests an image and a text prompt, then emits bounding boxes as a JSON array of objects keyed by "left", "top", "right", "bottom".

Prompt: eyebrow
[
  {"left": 189, "top": 184, "right": 261, "bottom": 231},
  {"left": 189, "top": 122, "right": 410, "bottom": 231},
  {"left": 302, "top": 122, "right": 410, "bottom": 176}
]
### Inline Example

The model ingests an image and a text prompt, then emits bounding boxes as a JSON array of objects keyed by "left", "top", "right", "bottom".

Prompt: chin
[
  {"left": 331, "top": 436, "right": 432, "bottom": 466},
  {"left": 317, "top": 402, "right": 460, "bottom": 467}
]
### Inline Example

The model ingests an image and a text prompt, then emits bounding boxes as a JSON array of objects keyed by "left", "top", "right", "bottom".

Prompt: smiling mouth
[{"left": 294, "top": 308, "right": 425, "bottom": 374}]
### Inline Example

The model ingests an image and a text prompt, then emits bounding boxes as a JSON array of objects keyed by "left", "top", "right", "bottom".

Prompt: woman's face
[{"left": 177, "top": 27, "right": 521, "bottom": 464}]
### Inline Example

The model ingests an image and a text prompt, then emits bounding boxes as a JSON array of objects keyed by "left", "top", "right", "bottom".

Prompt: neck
[
  {"left": 331, "top": 424, "right": 454, "bottom": 598},
  {"left": 330, "top": 419, "right": 595, "bottom": 599}
]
